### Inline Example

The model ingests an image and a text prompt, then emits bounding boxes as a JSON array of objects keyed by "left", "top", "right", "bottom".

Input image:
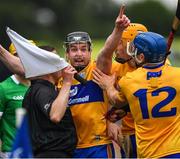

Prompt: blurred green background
[{"left": 0, "top": 0, "right": 180, "bottom": 66}]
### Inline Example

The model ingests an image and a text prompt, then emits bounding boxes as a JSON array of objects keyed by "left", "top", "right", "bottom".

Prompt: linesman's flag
[{"left": 9, "top": 114, "right": 33, "bottom": 158}]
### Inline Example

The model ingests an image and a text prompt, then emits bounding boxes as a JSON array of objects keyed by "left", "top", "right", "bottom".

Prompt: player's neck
[{"left": 14, "top": 74, "right": 30, "bottom": 86}]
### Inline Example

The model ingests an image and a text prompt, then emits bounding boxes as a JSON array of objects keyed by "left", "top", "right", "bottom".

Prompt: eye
[
  {"left": 80, "top": 48, "right": 88, "bottom": 52},
  {"left": 70, "top": 48, "right": 78, "bottom": 52}
]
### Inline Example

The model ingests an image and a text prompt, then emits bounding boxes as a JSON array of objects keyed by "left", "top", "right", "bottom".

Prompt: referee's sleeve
[{"left": 35, "top": 88, "right": 57, "bottom": 119}]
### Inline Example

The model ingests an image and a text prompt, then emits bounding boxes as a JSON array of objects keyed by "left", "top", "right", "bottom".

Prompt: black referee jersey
[{"left": 22, "top": 79, "right": 77, "bottom": 158}]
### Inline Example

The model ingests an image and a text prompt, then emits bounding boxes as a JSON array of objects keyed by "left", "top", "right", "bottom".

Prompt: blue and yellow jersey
[
  {"left": 111, "top": 59, "right": 172, "bottom": 135},
  {"left": 117, "top": 64, "right": 180, "bottom": 158},
  {"left": 67, "top": 61, "right": 111, "bottom": 148}
]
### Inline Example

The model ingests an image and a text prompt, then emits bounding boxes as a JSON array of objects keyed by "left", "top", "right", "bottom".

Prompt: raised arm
[
  {"left": 96, "top": 5, "right": 130, "bottom": 74},
  {"left": 0, "top": 45, "right": 25, "bottom": 76}
]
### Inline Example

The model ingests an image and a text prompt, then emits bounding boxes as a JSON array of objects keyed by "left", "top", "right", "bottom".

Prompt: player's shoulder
[
  {"left": 123, "top": 67, "right": 143, "bottom": 79},
  {"left": 119, "top": 68, "right": 145, "bottom": 88},
  {"left": 83, "top": 61, "right": 96, "bottom": 76},
  {"left": 0, "top": 76, "right": 12, "bottom": 87},
  {"left": 86, "top": 60, "right": 96, "bottom": 69},
  {"left": 164, "top": 64, "right": 180, "bottom": 74},
  {"left": 0, "top": 77, "right": 14, "bottom": 95},
  {"left": 169, "top": 65, "right": 180, "bottom": 70}
]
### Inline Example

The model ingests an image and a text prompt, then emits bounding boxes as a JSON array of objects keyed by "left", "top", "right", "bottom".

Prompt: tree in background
[
  {"left": 0, "top": 0, "right": 178, "bottom": 49},
  {"left": 126, "top": 0, "right": 174, "bottom": 34}
]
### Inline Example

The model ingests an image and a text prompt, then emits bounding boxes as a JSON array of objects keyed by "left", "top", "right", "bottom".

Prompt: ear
[
  {"left": 65, "top": 52, "right": 69, "bottom": 61},
  {"left": 138, "top": 53, "right": 145, "bottom": 63}
]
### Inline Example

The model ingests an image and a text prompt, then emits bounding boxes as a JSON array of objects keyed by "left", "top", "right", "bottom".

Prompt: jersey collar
[
  {"left": 143, "top": 62, "right": 164, "bottom": 69},
  {"left": 11, "top": 75, "right": 20, "bottom": 85}
]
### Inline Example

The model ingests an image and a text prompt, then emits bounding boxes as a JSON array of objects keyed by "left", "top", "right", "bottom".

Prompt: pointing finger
[{"left": 119, "top": 4, "right": 125, "bottom": 18}]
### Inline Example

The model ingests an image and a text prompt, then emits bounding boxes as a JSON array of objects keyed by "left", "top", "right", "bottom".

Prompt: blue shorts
[
  {"left": 120, "top": 147, "right": 126, "bottom": 158},
  {"left": 161, "top": 153, "right": 180, "bottom": 158},
  {"left": 129, "top": 134, "right": 137, "bottom": 158},
  {"left": 73, "top": 143, "right": 115, "bottom": 158},
  {"left": 121, "top": 134, "right": 137, "bottom": 158}
]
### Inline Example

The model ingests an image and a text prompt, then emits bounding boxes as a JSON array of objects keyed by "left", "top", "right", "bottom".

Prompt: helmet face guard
[
  {"left": 64, "top": 32, "right": 92, "bottom": 51},
  {"left": 114, "top": 23, "right": 148, "bottom": 64},
  {"left": 127, "top": 41, "right": 143, "bottom": 64},
  {"left": 127, "top": 41, "right": 137, "bottom": 57}
]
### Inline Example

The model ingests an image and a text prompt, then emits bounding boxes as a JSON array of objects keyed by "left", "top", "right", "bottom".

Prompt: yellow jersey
[
  {"left": 111, "top": 61, "right": 135, "bottom": 135},
  {"left": 67, "top": 61, "right": 111, "bottom": 148},
  {"left": 117, "top": 64, "right": 180, "bottom": 158},
  {"left": 111, "top": 60, "right": 171, "bottom": 135}
]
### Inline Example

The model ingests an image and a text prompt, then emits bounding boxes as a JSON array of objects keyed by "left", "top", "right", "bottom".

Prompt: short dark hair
[{"left": 39, "top": 45, "right": 56, "bottom": 52}]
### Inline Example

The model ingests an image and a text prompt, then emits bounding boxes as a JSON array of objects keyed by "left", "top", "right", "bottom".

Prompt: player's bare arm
[
  {"left": 0, "top": 45, "right": 25, "bottom": 76},
  {"left": 96, "top": 5, "right": 130, "bottom": 74}
]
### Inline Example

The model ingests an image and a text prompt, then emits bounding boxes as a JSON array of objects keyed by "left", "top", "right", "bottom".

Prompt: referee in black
[
  {"left": 15, "top": 44, "right": 78, "bottom": 158},
  {"left": 23, "top": 65, "right": 78, "bottom": 158}
]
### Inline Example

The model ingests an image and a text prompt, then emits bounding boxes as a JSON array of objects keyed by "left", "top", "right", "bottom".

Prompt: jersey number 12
[{"left": 134, "top": 86, "right": 177, "bottom": 119}]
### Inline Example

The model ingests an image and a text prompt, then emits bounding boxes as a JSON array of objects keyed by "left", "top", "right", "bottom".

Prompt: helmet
[
  {"left": 114, "top": 23, "right": 147, "bottom": 64},
  {"left": 122, "top": 23, "right": 148, "bottom": 44},
  {"left": 132, "top": 32, "right": 167, "bottom": 63},
  {"left": 64, "top": 31, "right": 92, "bottom": 51},
  {"left": 9, "top": 40, "right": 36, "bottom": 55}
]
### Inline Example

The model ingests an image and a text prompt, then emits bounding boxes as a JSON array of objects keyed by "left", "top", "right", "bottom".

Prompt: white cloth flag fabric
[{"left": 6, "top": 27, "right": 69, "bottom": 78}]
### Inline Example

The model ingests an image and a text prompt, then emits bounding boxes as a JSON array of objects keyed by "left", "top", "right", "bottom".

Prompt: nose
[{"left": 76, "top": 49, "right": 83, "bottom": 56}]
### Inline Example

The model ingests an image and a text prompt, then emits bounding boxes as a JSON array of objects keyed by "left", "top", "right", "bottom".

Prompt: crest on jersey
[{"left": 70, "top": 86, "right": 78, "bottom": 97}]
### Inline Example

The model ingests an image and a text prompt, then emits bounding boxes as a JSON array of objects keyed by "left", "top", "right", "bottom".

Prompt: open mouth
[{"left": 74, "top": 59, "right": 84, "bottom": 63}]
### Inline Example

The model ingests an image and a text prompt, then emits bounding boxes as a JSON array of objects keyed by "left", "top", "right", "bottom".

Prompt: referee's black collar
[{"left": 31, "top": 79, "right": 55, "bottom": 88}]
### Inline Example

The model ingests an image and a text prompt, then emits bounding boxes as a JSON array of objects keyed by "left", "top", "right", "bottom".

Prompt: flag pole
[{"left": 16, "top": 108, "right": 26, "bottom": 128}]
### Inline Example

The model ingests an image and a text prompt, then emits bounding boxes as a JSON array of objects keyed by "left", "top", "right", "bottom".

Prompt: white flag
[{"left": 6, "top": 27, "right": 69, "bottom": 78}]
